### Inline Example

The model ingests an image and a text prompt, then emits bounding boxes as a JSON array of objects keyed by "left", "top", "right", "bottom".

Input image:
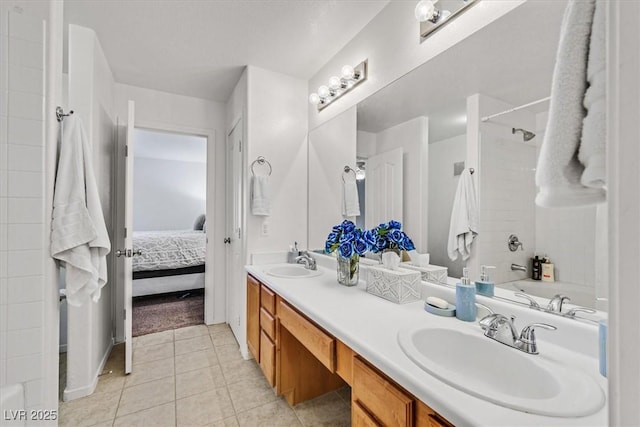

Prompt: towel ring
[
  {"left": 342, "top": 166, "right": 356, "bottom": 183},
  {"left": 251, "top": 156, "right": 272, "bottom": 176}
]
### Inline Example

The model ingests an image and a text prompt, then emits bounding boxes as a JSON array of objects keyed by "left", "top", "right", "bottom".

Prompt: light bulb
[
  {"left": 415, "top": 0, "right": 437, "bottom": 22},
  {"left": 317, "top": 85, "right": 330, "bottom": 99},
  {"left": 328, "top": 76, "right": 341, "bottom": 90},
  {"left": 341, "top": 65, "right": 355, "bottom": 80},
  {"left": 309, "top": 93, "right": 320, "bottom": 105}
]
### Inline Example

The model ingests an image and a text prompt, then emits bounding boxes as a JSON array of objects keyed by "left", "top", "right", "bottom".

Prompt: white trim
[{"left": 62, "top": 340, "right": 113, "bottom": 401}]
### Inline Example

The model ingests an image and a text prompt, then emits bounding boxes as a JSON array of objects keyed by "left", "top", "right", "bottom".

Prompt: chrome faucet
[
  {"left": 479, "top": 313, "right": 556, "bottom": 355},
  {"left": 511, "top": 263, "right": 527, "bottom": 273},
  {"left": 546, "top": 294, "right": 570, "bottom": 313},
  {"left": 295, "top": 251, "right": 317, "bottom": 270}
]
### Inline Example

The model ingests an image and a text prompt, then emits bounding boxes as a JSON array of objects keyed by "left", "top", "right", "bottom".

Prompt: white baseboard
[{"left": 62, "top": 338, "right": 114, "bottom": 401}]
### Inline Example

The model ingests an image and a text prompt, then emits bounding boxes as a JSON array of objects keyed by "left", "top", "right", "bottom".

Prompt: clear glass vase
[{"left": 337, "top": 255, "right": 359, "bottom": 286}]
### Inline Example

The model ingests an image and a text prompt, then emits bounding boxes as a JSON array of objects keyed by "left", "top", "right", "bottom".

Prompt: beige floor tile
[
  {"left": 210, "top": 329, "right": 239, "bottom": 347},
  {"left": 176, "top": 389, "right": 235, "bottom": 426},
  {"left": 208, "top": 323, "right": 231, "bottom": 336},
  {"left": 125, "top": 356, "right": 175, "bottom": 388},
  {"left": 214, "top": 343, "right": 242, "bottom": 365},
  {"left": 227, "top": 376, "right": 278, "bottom": 414},
  {"left": 174, "top": 324, "right": 209, "bottom": 341},
  {"left": 103, "top": 345, "right": 126, "bottom": 374},
  {"left": 113, "top": 402, "right": 175, "bottom": 427},
  {"left": 236, "top": 398, "right": 302, "bottom": 427},
  {"left": 219, "top": 359, "right": 263, "bottom": 385},
  {"left": 94, "top": 370, "right": 126, "bottom": 395},
  {"left": 133, "top": 329, "right": 175, "bottom": 348},
  {"left": 59, "top": 389, "right": 121, "bottom": 427},
  {"left": 175, "top": 349, "right": 219, "bottom": 374},
  {"left": 210, "top": 416, "right": 239, "bottom": 427},
  {"left": 175, "top": 334, "right": 213, "bottom": 356},
  {"left": 293, "top": 391, "right": 351, "bottom": 427},
  {"left": 176, "top": 365, "right": 226, "bottom": 399},
  {"left": 133, "top": 342, "right": 174, "bottom": 365},
  {"left": 116, "top": 376, "right": 175, "bottom": 417},
  {"left": 86, "top": 421, "right": 115, "bottom": 427}
]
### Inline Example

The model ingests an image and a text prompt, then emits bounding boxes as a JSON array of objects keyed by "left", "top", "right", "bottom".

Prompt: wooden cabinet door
[
  {"left": 260, "top": 330, "right": 276, "bottom": 386},
  {"left": 353, "top": 400, "right": 382, "bottom": 427},
  {"left": 246, "top": 275, "right": 261, "bottom": 361}
]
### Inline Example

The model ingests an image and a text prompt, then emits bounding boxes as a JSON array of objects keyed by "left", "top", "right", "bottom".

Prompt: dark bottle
[{"left": 532, "top": 256, "right": 542, "bottom": 280}]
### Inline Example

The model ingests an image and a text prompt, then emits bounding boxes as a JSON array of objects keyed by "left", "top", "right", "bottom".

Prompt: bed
[{"left": 132, "top": 229, "right": 206, "bottom": 297}]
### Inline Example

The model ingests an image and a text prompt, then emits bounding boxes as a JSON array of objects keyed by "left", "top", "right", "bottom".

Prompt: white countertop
[{"left": 245, "top": 261, "right": 607, "bottom": 427}]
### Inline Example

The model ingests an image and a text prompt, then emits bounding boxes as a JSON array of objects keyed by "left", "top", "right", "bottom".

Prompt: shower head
[{"left": 512, "top": 128, "right": 536, "bottom": 142}]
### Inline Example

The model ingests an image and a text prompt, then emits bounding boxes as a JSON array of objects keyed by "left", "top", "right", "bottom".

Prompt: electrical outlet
[
  {"left": 236, "top": 316, "right": 241, "bottom": 326},
  {"left": 262, "top": 221, "right": 269, "bottom": 236}
]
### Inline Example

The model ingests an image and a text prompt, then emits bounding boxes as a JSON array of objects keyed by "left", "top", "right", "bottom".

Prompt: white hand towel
[
  {"left": 448, "top": 169, "right": 478, "bottom": 261},
  {"left": 51, "top": 115, "right": 111, "bottom": 307},
  {"left": 342, "top": 180, "right": 360, "bottom": 217},
  {"left": 251, "top": 175, "right": 271, "bottom": 216},
  {"left": 535, "top": 0, "right": 606, "bottom": 207}
]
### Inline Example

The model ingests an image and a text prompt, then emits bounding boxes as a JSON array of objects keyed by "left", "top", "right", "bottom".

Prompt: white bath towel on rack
[
  {"left": 342, "top": 181, "right": 360, "bottom": 217},
  {"left": 251, "top": 175, "right": 271, "bottom": 216},
  {"left": 51, "top": 115, "right": 111, "bottom": 307},
  {"left": 448, "top": 168, "right": 478, "bottom": 261},
  {"left": 535, "top": 0, "right": 606, "bottom": 207}
]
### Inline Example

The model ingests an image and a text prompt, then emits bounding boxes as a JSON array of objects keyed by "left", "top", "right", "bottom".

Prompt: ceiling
[
  {"left": 357, "top": 0, "right": 567, "bottom": 142},
  {"left": 134, "top": 128, "right": 207, "bottom": 163},
  {"left": 63, "top": 1, "right": 390, "bottom": 103}
]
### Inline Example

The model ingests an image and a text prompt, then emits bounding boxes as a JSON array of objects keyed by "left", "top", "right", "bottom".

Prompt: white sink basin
[
  {"left": 398, "top": 327, "right": 605, "bottom": 417},
  {"left": 266, "top": 265, "right": 322, "bottom": 279}
]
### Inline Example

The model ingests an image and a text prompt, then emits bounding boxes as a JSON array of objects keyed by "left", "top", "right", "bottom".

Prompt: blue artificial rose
[
  {"left": 388, "top": 220, "right": 402, "bottom": 230},
  {"left": 326, "top": 231, "right": 339, "bottom": 244},
  {"left": 332, "top": 225, "right": 342, "bottom": 233},
  {"left": 402, "top": 236, "right": 416, "bottom": 251},
  {"left": 354, "top": 238, "right": 369, "bottom": 256},
  {"left": 363, "top": 230, "right": 377, "bottom": 247},
  {"left": 338, "top": 241, "right": 354, "bottom": 258},
  {"left": 339, "top": 232, "right": 355, "bottom": 244},
  {"left": 341, "top": 220, "right": 356, "bottom": 234},
  {"left": 388, "top": 229, "right": 403, "bottom": 244},
  {"left": 377, "top": 222, "right": 389, "bottom": 231},
  {"left": 375, "top": 236, "right": 388, "bottom": 252}
]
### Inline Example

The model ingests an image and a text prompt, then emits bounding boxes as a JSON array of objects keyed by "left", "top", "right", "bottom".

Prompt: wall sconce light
[
  {"left": 416, "top": 0, "right": 478, "bottom": 41},
  {"left": 309, "top": 60, "right": 368, "bottom": 111}
]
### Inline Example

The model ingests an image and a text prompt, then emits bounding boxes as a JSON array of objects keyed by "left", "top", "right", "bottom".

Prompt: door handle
[
  {"left": 223, "top": 237, "right": 231, "bottom": 244},
  {"left": 116, "top": 249, "right": 143, "bottom": 257}
]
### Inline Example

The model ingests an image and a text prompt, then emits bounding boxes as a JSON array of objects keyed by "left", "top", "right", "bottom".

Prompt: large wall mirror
[{"left": 307, "top": 0, "right": 607, "bottom": 317}]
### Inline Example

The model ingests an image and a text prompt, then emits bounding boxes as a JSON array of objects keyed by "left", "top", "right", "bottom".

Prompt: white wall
[
  {"left": 64, "top": 24, "right": 116, "bottom": 401},
  {"left": 428, "top": 134, "right": 466, "bottom": 277},
  {"left": 308, "top": 107, "right": 357, "bottom": 249},
  {"left": 375, "top": 116, "right": 428, "bottom": 251},
  {"left": 308, "top": 1, "right": 524, "bottom": 130},
  {"left": 113, "top": 82, "right": 227, "bottom": 329},
  {"left": 133, "top": 157, "right": 206, "bottom": 231}
]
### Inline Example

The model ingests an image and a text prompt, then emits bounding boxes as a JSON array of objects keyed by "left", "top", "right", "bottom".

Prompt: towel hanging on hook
[
  {"left": 250, "top": 156, "right": 272, "bottom": 176},
  {"left": 342, "top": 165, "right": 357, "bottom": 183}
]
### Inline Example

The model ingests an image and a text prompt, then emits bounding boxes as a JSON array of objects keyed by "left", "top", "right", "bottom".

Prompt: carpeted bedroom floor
[{"left": 132, "top": 289, "right": 204, "bottom": 337}]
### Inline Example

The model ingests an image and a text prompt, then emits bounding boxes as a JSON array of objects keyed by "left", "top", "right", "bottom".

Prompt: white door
[
  {"left": 114, "top": 100, "right": 136, "bottom": 374},
  {"left": 365, "top": 148, "right": 403, "bottom": 229},
  {"left": 225, "top": 120, "right": 244, "bottom": 344}
]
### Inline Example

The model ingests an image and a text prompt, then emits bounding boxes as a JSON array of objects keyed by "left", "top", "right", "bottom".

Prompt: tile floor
[{"left": 59, "top": 324, "right": 352, "bottom": 426}]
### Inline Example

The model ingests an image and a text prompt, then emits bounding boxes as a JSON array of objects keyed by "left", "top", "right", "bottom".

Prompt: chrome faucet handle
[
  {"left": 546, "top": 294, "right": 570, "bottom": 312},
  {"left": 478, "top": 313, "right": 500, "bottom": 331},
  {"left": 514, "top": 292, "right": 541, "bottom": 309},
  {"left": 480, "top": 314, "right": 519, "bottom": 345},
  {"left": 518, "top": 323, "right": 557, "bottom": 354},
  {"left": 565, "top": 307, "right": 596, "bottom": 318}
]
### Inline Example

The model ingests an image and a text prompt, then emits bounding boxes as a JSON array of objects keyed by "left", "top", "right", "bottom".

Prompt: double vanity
[{"left": 245, "top": 255, "right": 607, "bottom": 427}]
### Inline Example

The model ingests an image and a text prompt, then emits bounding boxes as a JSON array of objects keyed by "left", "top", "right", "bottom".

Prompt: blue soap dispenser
[
  {"left": 475, "top": 265, "right": 496, "bottom": 297},
  {"left": 456, "top": 268, "right": 476, "bottom": 322}
]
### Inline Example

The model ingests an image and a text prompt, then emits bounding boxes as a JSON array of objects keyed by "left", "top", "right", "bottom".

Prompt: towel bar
[{"left": 251, "top": 156, "right": 272, "bottom": 176}]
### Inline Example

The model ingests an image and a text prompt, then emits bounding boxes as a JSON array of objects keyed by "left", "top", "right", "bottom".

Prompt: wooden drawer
[
  {"left": 353, "top": 356, "right": 414, "bottom": 427},
  {"left": 278, "top": 300, "right": 335, "bottom": 372},
  {"left": 259, "top": 330, "right": 275, "bottom": 387},
  {"left": 336, "top": 340, "right": 355, "bottom": 385},
  {"left": 353, "top": 400, "right": 382, "bottom": 427},
  {"left": 416, "top": 401, "right": 453, "bottom": 427},
  {"left": 260, "top": 307, "right": 276, "bottom": 340},
  {"left": 260, "top": 285, "right": 276, "bottom": 315}
]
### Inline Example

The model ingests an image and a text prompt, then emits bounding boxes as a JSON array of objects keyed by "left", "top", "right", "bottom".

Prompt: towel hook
[
  {"left": 251, "top": 156, "right": 272, "bottom": 176},
  {"left": 56, "top": 106, "right": 74, "bottom": 122},
  {"left": 342, "top": 165, "right": 357, "bottom": 183}
]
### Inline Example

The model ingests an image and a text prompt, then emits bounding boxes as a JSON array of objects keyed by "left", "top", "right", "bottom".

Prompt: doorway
[{"left": 130, "top": 128, "right": 208, "bottom": 336}]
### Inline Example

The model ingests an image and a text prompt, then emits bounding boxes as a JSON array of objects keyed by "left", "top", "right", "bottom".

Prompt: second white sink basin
[
  {"left": 266, "top": 265, "right": 322, "bottom": 279},
  {"left": 398, "top": 327, "right": 604, "bottom": 417}
]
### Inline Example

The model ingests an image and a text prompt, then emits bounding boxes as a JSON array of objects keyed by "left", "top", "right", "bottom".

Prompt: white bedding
[{"left": 133, "top": 230, "right": 206, "bottom": 272}]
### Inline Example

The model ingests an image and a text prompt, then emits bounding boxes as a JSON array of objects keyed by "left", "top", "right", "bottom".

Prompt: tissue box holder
[
  {"left": 400, "top": 263, "right": 448, "bottom": 284},
  {"left": 366, "top": 266, "right": 421, "bottom": 304}
]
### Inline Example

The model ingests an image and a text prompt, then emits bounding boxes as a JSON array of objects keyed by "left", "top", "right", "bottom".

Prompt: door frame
[{"left": 114, "top": 120, "right": 220, "bottom": 342}]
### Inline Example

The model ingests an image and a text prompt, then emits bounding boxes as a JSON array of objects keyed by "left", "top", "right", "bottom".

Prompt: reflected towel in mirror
[{"left": 447, "top": 168, "right": 478, "bottom": 261}]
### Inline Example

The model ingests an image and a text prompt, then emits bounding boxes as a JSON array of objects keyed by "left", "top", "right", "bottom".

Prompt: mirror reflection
[{"left": 308, "top": 0, "right": 606, "bottom": 316}]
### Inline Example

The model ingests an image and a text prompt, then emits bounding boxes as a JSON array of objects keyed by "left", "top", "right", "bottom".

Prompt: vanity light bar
[{"left": 309, "top": 60, "right": 368, "bottom": 111}]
